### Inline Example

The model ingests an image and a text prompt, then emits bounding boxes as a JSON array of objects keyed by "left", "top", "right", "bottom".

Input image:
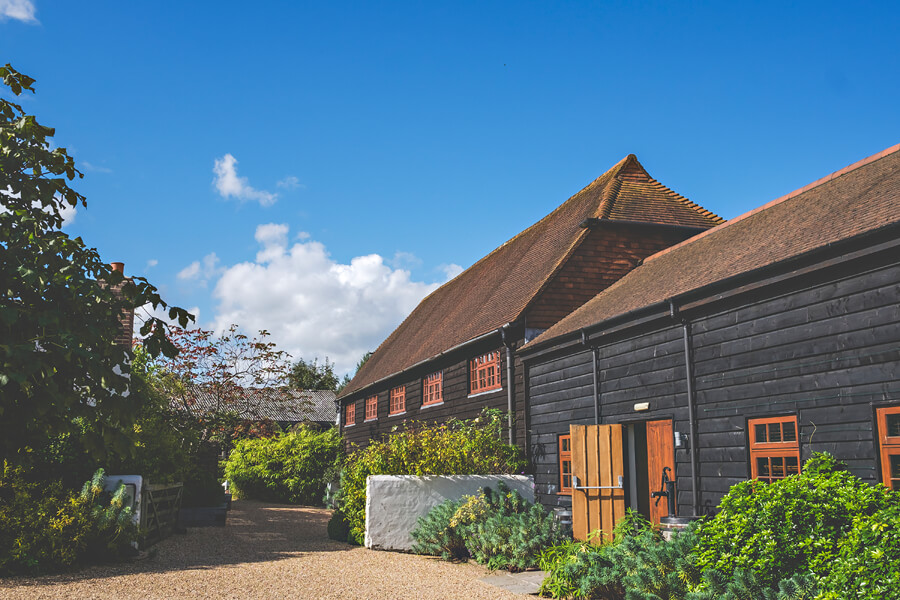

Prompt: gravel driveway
[{"left": 0, "top": 500, "right": 529, "bottom": 600}]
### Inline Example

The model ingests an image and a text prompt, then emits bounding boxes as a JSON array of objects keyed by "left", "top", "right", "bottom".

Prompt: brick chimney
[{"left": 110, "top": 262, "right": 135, "bottom": 348}]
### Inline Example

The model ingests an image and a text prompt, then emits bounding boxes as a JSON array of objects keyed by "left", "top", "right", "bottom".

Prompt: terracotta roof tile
[
  {"left": 529, "top": 144, "right": 900, "bottom": 347},
  {"left": 174, "top": 386, "right": 337, "bottom": 423},
  {"left": 339, "top": 155, "right": 722, "bottom": 398}
]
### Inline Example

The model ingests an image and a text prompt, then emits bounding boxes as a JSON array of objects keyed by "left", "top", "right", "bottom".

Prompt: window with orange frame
[
  {"left": 876, "top": 406, "right": 900, "bottom": 492},
  {"left": 344, "top": 402, "right": 356, "bottom": 427},
  {"left": 469, "top": 350, "right": 502, "bottom": 395},
  {"left": 389, "top": 386, "right": 406, "bottom": 415},
  {"left": 559, "top": 434, "right": 573, "bottom": 494},
  {"left": 423, "top": 371, "right": 443, "bottom": 406},
  {"left": 365, "top": 395, "right": 378, "bottom": 421},
  {"left": 749, "top": 415, "right": 800, "bottom": 484}
]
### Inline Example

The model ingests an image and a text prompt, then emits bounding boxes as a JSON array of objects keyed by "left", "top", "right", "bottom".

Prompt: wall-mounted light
[{"left": 674, "top": 431, "right": 686, "bottom": 448}]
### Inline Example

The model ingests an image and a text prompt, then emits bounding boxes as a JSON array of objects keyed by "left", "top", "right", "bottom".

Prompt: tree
[
  {"left": 289, "top": 356, "right": 343, "bottom": 391},
  {"left": 148, "top": 324, "right": 295, "bottom": 442},
  {"left": 0, "top": 65, "right": 192, "bottom": 463},
  {"left": 355, "top": 351, "right": 373, "bottom": 375}
]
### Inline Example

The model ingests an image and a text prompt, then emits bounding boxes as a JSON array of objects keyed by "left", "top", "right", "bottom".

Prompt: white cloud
[
  {"left": 81, "top": 161, "right": 113, "bottom": 174},
  {"left": 213, "top": 154, "right": 278, "bottom": 207},
  {"left": 390, "top": 251, "right": 423, "bottom": 270},
  {"left": 276, "top": 176, "right": 303, "bottom": 190},
  {"left": 210, "top": 224, "right": 453, "bottom": 375},
  {"left": 177, "top": 252, "right": 222, "bottom": 286},
  {"left": 0, "top": 0, "right": 37, "bottom": 23},
  {"left": 439, "top": 263, "right": 464, "bottom": 280},
  {"left": 145, "top": 259, "right": 158, "bottom": 269},
  {"left": 59, "top": 203, "right": 76, "bottom": 226}
]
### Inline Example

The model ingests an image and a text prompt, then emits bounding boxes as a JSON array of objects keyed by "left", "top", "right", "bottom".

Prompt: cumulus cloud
[
  {"left": 213, "top": 154, "right": 278, "bottom": 207},
  {"left": 439, "top": 263, "right": 464, "bottom": 280},
  {"left": 145, "top": 259, "right": 158, "bottom": 269},
  {"left": 209, "top": 224, "right": 453, "bottom": 375},
  {"left": 0, "top": 0, "right": 37, "bottom": 23},
  {"left": 59, "top": 203, "right": 77, "bottom": 226},
  {"left": 177, "top": 252, "right": 222, "bottom": 286}
]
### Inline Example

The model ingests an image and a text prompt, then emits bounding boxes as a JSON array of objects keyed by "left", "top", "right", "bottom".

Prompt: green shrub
[
  {"left": 539, "top": 510, "right": 699, "bottom": 600},
  {"left": 339, "top": 409, "right": 527, "bottom": 544},
  {"left": 818, "top": 502, "right": 900, "bottom": 599},
  {"left": 224, "top": 425, "right": 343, "bottom": 505},
  {"left": 412, "top": 482, "right": 564, "bottom": 571},
  {"left": 410, "top": 498, "right": 467, "bottom": 559},
  {"left": 463, "top": 484, "right": 564, "bottom": 571},
  {"left": 0, "top": 464, "right": 137, "bottom": 576},
  {"left": 689, "top": 569, "right": 818, "bottom": 600},
  {"left": 693, "top": 453, "right": 898, "bottom": 590},
  {"left": 326, "top": 507, "right": 354, "bottom": 544}
]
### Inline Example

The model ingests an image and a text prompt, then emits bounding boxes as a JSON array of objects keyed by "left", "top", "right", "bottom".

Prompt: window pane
[
  {"left": 771, "top": 457, "right": 785, "bottom": 478},
  {"left": 768, "top": 423, "right": 782, "bottom": 443},
  {"left": 562, "top": 438, "right": 570, "bottom": 452},
  {"left": 891, "top": 455, "right": 900, "bottom": 480},
  {"left": 887, "top": 414, "right": 900, "bottom": 438},
  {"left": 755, "top": 424, "right": 768, "bottom": 443},
  {"left": 757, "top": 458, "right": 770, "bottom": 478},
  {"left": 782, "top": 421, "right": 797, "bottom": 442},
  {"left": 786, "top": 456, "right": 799, "bottom": 475}
]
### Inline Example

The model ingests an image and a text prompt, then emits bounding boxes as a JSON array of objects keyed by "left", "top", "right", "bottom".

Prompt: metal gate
[{"left": 569, "top": 424, "right": 626, "bottom": 543}]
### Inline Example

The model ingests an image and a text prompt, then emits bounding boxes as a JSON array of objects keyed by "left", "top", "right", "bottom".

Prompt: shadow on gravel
[{"left": 0, "top": 500, "right": 356, "bottom": 587}]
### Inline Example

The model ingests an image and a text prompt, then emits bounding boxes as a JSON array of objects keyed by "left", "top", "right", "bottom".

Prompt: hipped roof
[
  {"left": 340, "top": 155, "right": 723, "bottom": 398},
  {"left": 527, "top": 144, "right": 900, "bottom": 349}
]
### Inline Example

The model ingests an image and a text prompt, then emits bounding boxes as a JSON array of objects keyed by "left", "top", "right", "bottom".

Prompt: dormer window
[{"left": 470, "top": 351, "right": 502, "bottom": 395}]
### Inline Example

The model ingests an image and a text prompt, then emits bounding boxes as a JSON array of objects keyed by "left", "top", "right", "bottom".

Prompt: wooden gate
[
  {"left": 646, "top": 419, "right": 675, "bottom": 525},
  {"left": 570, "top": 424, "right": 626, "bottom": 543}
]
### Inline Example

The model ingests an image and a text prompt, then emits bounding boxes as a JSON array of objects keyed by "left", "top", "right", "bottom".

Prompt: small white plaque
[{"left": 633, "top": 402, "right": 650, "bottom": 411}]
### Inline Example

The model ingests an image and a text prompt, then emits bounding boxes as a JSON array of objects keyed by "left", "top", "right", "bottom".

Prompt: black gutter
[{"left": 671, "top": 300, "right": 700, "bottom": 517}]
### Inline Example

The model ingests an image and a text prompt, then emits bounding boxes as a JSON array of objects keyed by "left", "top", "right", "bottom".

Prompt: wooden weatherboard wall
[{"left": 525, "top": 241, "right": 900, "bottom": 516}]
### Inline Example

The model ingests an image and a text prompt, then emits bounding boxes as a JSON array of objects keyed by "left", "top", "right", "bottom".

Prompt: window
[
  {"left": 365, "top": 395, "right": 378, "bottom": 421},
  {"left": 344, "top": 402, "right": 355, "bottom": 427},
  {"left": 559, "top": 434, "right": 573, "bottom": 494},
  {"left": 877, "top": 406, "right": 900, "bottom": 491},
  {"left": 423, "top": 371, "right": 443, "bottom": 406},
  {"left": 469, "top": 350, "right": 502, "bottom": 395},
  {"left": 389, "top": 386, "right": 406, "bottom": 415},
  {"left": 749, "top": 416, "right": 800, "bottom": 484}
]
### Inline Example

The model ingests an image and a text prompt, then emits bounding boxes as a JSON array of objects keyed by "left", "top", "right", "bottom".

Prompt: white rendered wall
[{"left": 364, "top": 474, "right": 535, "bottom": 551}]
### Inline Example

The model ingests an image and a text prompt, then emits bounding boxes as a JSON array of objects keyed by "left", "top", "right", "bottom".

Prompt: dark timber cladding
[
  {"left": 337, "top": 154, "right": 722, "bottom": 450},
  {"left": 521, "top": 143, "right": 900, "bottom": 516}
]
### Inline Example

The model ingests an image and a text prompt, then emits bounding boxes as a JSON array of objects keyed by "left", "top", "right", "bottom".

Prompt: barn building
[
  {"left": 518, "top": 144, "right": 900, "bottom": 531},
  {"left": 337, "top": 155, "right": 722, "bottom": 448}
]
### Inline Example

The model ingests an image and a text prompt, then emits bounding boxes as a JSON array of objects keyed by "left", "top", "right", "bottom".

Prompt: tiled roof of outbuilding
[
  {"left": 339, "top": 155, "right": 723, "bottom": 398},
  {"left": 173, "top": 386, "right": 337, "bottom": 424},
  {"left": 527, "top": 144, "right": 900, "bottom": 348}
]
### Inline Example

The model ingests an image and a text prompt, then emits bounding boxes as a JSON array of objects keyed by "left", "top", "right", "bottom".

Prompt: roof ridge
[{"left": 644, "top": 142, "right": 900, "bottom": 265}]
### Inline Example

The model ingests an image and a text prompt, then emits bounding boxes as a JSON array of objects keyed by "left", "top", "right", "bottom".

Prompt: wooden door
[
  {"left": 646, "top": 419, "right": 675, "bottom": 524},
  {"left": 569, "top": 424, "right": 626, "bottom": 543}
]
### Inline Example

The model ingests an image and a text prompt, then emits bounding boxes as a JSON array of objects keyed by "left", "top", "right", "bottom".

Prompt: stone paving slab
[{"left": 480, "top": 570, "right": 547, "bottom": 595}]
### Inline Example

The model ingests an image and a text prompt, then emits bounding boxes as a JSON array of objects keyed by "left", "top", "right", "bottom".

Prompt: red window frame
[
  {"left": 559, "top": 434, "right": 573, "bottom": 494},
  {"left": 749, "top": 416, "right": 800, "bottom": 484},
  {"left": 365, "top": 395, "right": 378, "bottom": 421},
  {"left": 423, "top": 371, "right": 443, "bottom": 406},
  {"left": 469, "top": 350, "right": 502, "bottom": 395},
  {"left": 344, "top": 402, "right": 356, "bottom": 426},
  {"left": 389, "top": 386, "right": 406, "bottom": 415},
  {"left": 877, "top": 406, "right": 900, "bottom": 491}
]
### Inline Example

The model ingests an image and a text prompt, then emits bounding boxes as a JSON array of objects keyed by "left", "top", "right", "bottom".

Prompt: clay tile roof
[
  {"left": 339, "top": 155, "right": 722, "bottom": 398},
  {"left": 528, "top": 144, "right": 900, "bottom": 347},
  {"left": 175, "top": 386, "right": 337, "bottom": 424}
]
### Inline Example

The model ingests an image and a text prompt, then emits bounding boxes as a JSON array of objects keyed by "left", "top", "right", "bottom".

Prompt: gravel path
[{"left": 0, "top": 500, "right": 528, "bottom": 600}]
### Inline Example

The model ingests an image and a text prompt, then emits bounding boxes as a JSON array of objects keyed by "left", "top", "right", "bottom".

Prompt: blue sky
[{"left": 2, "top": 1, "right": 898, "bottom": 375}]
